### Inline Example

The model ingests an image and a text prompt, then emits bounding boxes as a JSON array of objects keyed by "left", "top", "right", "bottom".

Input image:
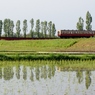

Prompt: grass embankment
[
  {"left": 0, "top": 39, "right": 78, "bottom": 52},
  {"left": 0, "top": 38, "right": 95, "bottom": 52},
  {"left": 67, "top": 38, "right": 95, "bottom": 51},
  {"left": 0, "top": 38, "right": 95, "bottom": 60}
]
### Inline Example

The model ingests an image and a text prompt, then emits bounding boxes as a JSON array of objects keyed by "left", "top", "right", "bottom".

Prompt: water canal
[{"left": 0, "top": 61, "right": 95, "bottom": 95}]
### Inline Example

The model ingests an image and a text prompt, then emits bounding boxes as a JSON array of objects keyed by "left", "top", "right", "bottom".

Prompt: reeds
[
  {"left": 0, "top": 54, "right": 95, "bottom": 61},
  {"left": 0, "top": 60, "right": 95, "bottom": 70}
]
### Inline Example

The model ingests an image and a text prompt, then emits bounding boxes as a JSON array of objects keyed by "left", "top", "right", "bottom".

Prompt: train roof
[{"left": 58, "top": 30, "right": 95, "bottom": 32}]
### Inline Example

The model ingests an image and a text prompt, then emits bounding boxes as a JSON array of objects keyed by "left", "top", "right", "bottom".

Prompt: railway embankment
[{"left": 0, "top": 38, "right": 95, "bottom": 60}]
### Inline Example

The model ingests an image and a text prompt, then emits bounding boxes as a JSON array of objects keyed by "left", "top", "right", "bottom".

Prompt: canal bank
[{"left": 0, "top": 52, "right": 95, "bottom": 61}]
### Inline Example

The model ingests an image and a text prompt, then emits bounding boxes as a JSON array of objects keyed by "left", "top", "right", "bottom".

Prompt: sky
[{"left": 0, "top": 0, "right": 95, "bottom": 33}]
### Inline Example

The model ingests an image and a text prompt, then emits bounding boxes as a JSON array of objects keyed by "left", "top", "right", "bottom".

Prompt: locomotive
[{"left": 58, "top": 30, "right": 95, "bottom": 38}]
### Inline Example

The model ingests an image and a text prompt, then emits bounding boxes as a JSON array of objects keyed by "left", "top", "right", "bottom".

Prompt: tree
[
  {"left": 10, "top": 20, "right": 14, "bottom": 37},
  {"left": 30, "top": 18, "right": 34, "bottom": 38},
  {"left": 51, "top": 23, "right": 56, "bottom": 37},
  {"left": 35, "top": 19, "right": 40, "bottom": 38},
  {"left": 3, "top": 19, "right": 11, "bottom": 37},
  {"left": 7, "top": 19, "right": 11, "bottom": 37},
  {"left": 4, "top": 19, "right": 8, "bottom": 37},
  {"left": 43, "top": 21, "right": 47, "bottom": 38},
  {"left": 0, "top": 20, "right": 3, "bottom": 37},
  {"left": 86, "top": 11, "right": 92, "bottom": 30},
  {"left": 76, "top": 17, "right": 84, "bottom": 30},
  {"left": 41, "top": 21, "right": 44, "bottom": 38},
  {"left": 16, "top": 20, "right": 21, "bottom": 37},
  {"left": 23, "top": 19, "right": 27, "bottom": 38},
  {"left": 48, "top": 21, "right": 52, "bottom": 37}
]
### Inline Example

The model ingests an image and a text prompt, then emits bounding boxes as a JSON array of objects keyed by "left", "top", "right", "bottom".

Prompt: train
[{"left": 58, "top": 30, "right": 95, "bottom": 38}]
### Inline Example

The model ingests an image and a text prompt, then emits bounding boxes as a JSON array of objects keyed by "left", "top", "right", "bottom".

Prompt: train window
[
  {"left": 63, "top": 31, "right": 65, "bottom": 34},
  {"left": 64, "top": 31, "right": 66, "bottom": 34}
]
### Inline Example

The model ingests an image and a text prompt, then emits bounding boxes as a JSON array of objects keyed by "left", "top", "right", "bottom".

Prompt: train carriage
[{"left": 58, "top": 30, "right": 95, "bottom": 38}]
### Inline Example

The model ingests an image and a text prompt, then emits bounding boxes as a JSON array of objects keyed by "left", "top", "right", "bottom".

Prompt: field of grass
[
  {"left": 67, "top": 38, "right": 95, "bottom": 51},
  {"left": 0, "top": 38, "right": 95, "bottom": 54},
  {"left": 0, "top": 39, "right": 78, "bottom": 52}
]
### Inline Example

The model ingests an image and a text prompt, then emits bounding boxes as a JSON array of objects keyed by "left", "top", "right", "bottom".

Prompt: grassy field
[
  {"left": 67, "top": 38, "right": 95, "bottom": 51},
  {"left": 0, "top": 38, "right": 95, "bottom": 54},
  {"left": 0, "top": 38, "right": 78, "bottom": 52},
  {"left": 0, "top": 38, "right": 95, "bottom": 53}
]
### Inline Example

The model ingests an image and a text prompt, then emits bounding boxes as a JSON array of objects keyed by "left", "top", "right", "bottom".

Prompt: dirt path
[{"left": 38, "top": 51, "right": 95, "bottom": 54}]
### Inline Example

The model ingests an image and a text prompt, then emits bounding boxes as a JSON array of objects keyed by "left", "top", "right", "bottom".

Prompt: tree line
[
  {"left": 76, "top": 11, "right": 92, "bottom": 31},
  {"left": 0, "top": 19, "right": 56, "bottom": 38}
]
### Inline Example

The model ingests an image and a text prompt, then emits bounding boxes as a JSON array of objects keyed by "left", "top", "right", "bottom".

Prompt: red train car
[{"left": 58, "top": 30, "right": 95, "bottom": 38}]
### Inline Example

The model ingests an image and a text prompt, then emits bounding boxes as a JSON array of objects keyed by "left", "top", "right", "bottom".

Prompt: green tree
[
  {"left": 41, "top": 21, "right": 44, "bottom": 38},
  {"left": 3, "top": 19, "right": 8, "bottom": 37},
  {"left": 7, "top": 19, "right": 11, "bottom": 37},
  {"left": 16, "top": 20, "right": 21, "bottom": 37},
  {"left": 3, "top": 19, "right": 11, "bottom": 37},
  {"left": 51, "top": 23, "right": 56, "bottom": 37},
  {"left": 43, "top": 21, "right": 47, "bottom": 38},
  {"left": 10, "top": 20, "right": 14, "bottom": 37},
  {"left": 0, "top": 20, "right": 3, "bottom": 37},
  {"left": 86, "top": 11, "right": 92, "bottom": 30},
  {"left": 30, "top": 18, "right": 34, "bottom": 38},
  {"left": 48, "top": 21, "right": 52, "bottom": 37},
  {"left": 76, "top": 17, "right": 84, "bottom": 30},
  {"left": 35, "top": 19, "right": 40, "bottom": 38},
  {"left": 23, "top": 19, "right": 27, "bottom": 38}
]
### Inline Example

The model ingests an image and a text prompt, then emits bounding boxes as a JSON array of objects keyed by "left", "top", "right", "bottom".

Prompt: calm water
[{"left": 0, "top": 63, "right": 95, "bottom": 95}]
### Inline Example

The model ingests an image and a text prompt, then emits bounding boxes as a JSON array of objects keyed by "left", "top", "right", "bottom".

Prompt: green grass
[
  {"left": 0, "top": 53, "right": 95, "bottom": 61},
  {"left": 0, "top": 39, "right": 78, "bottom": 52},
  {"left": 0, "top": 38, "right": 95, "bottom": 57},
  {"left": 67, "top": 38, "right": 95, "bottom": 51},
  {"left": 0, "top": 38, "right": 95, "bottom": 53}
]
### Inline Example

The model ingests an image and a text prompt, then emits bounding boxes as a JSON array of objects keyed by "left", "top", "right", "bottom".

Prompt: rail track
[{"left": 0, "top": 37, "right": 58, "bottom": 40}]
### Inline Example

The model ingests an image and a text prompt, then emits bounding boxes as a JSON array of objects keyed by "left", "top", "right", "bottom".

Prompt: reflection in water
[
  {"left": 76, "top": 70, "right": 83, "bottom": 84},
  {"left": 76, "top": 70, "right": 91, "bottom": 89},
  {"left": 23, "top": 66, "right": 27, "bottom": 80},
  {"left": 3, "top": 66, "right": 14, "bottom": 80},
  {"left": 30, "top": 67, "right": 34, "bottom": 81},
  {"left": 41, "top": 66, "right": 47, "bottom": 79},
  {"left": 85, "top": 71, "right": 91, "bottom": 89},
  {"left": 35, "top": 66, "right": 40, "bottom": 80},
  {"left": 0, "top": 68, "right": 2, "bottom": 79},
  {"left": 48, "top": 66, "right": 51, "bottom": 79},
  {"left": 16, "top": 65, "right": 20, "bottom": 79},
  {"left": 43, "top": 66, "right": 48, "bottom": 79},
  {"left": 51, "top": 66, "right": 55, "bottom": 77},
  {"left": 0, "top": 63, "right": 95, "bottom": 95}
]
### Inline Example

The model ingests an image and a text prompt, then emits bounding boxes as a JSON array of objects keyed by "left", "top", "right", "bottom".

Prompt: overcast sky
[{"left": 0, "top": 0, "right": 95, "bottom": 32}]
